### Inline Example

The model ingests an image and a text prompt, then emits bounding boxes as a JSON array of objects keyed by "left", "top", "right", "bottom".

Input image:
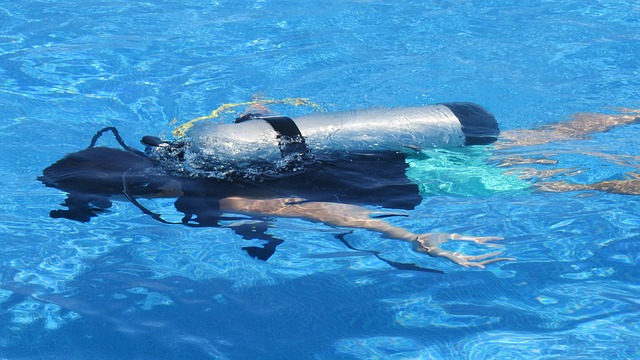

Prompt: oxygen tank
[{"left": 146, "top": 102, "right": 499, "bottom": 179}]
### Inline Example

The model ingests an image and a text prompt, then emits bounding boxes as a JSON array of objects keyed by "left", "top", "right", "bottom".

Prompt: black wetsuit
[{"left": 39, "top": 138, "right": 420, "bottom": 261}]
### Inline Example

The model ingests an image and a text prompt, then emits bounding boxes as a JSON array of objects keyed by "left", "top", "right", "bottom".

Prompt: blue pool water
[{"left": 1, "top": 1, "right": 640, "bottom": 359}]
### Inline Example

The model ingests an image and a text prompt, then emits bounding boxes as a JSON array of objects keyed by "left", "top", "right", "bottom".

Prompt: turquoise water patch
[{"left": 407, "top": 147, "right": 531, "bottom": 197}]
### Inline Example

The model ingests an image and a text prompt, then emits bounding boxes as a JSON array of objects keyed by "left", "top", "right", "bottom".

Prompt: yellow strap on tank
[{"left": 172, "top": 98, "right": 324, "bottom": 138}]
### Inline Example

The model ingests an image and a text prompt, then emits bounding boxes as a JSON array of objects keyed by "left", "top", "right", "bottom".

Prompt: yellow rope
[{"left": 172, "top": 98, "right": 325, "bottom": 138}]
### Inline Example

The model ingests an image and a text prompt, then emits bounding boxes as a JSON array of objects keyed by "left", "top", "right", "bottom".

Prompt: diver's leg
[
  {"left": 493, "top": 110, "right": 640, "bottom": 195},
  {"left": 219, "top": 196, "right": 513, "bottom": 268},
  {"left": 496, "top": 110, "right": 640, "bottom": 149},
  {"left": 535, "top": 178, "right": 640, "bottom": 195}
]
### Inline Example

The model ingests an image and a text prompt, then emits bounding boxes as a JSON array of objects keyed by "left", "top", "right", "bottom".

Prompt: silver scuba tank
[{"left": 146, "top": 102, "right": 499, "bottom": 179}]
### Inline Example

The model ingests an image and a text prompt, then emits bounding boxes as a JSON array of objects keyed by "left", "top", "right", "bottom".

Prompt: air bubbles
[{"left": 152, "top": 135, "right": 315, "bottom": 181}]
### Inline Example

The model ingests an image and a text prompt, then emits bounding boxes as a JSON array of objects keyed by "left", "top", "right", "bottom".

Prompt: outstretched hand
[{"left": 414, "top": 233, "right": 515, "bottom": 268}]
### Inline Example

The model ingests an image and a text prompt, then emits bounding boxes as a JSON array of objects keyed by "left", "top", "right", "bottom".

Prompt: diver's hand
[{"left": 415, "top": 233, "right": 515, "bottom": 268}]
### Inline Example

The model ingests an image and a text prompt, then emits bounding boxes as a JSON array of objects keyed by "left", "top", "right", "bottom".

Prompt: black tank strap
[
  {"left": 262, "top": 116, "right": 304, "bottom": 140},
  {"left": 235, "top": 114, "right": 308, "bottom": 157}
]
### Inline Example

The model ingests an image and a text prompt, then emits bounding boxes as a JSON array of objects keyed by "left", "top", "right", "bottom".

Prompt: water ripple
[{"left": 334, "top": 336, "right": 436, "bottom": 360}]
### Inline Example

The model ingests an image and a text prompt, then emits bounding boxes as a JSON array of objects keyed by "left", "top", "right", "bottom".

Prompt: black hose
[{"left": 88, "top": 127, "right": 144, "bottom": 156}]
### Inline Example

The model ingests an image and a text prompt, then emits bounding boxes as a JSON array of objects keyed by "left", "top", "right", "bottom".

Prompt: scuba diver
[{"left": 38, "top": 102, "right": 640, "bottom": 269}]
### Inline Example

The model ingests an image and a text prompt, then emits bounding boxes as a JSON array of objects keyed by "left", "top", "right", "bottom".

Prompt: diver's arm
[
  {"left": 219, "top": 196, "right": 512, "bottom": 268},
  {"left": 220, "top": 196, "right": 418, "bottom": 239}
]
